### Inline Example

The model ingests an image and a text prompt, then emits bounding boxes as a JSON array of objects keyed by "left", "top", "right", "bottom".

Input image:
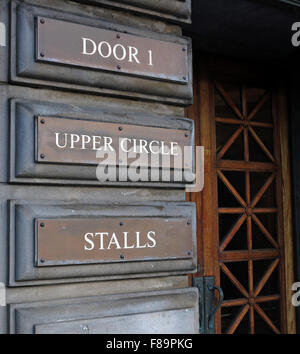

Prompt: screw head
[
  {"left": 118, "top": 126, "right": 123, "bottom": 131},
  {"left": 207, "top": 283, "right": 214, "bottom": 291},
  {"left": 120, "top": 254, "right": 124, "bottom": 259},
  {"left": 117, "top": 65, "right": 121, "bottom": 70},
  {"left": 40, "top": 222, "right": 45, "bottom": 227},
  {"left": 40, "top": 258, "right": 45, "bottom": 263},
  {"left": 40, "top": 154, "right": 45, "bottom": 159},
  {"left": 187, "top": 251, "right": 192, "bottom": 256},
  {"left": 182, "top": 47, "right": 186, "bottom": 52},
  {"left": 187, "top": 219, "right": 191, "bottom": 225},
  {"left": 119, "top": 222, "right": 123, "bottom": 226},
  {"left": 40, "top": 119, "right": 45, "bottom": 124},
  {"left": 185, "top": 133, "right": 189, "bottom": 138},
  {"left": 116, "top": 34, "right": 120, "bottom": 39},
  {"left": 40, "top": 19, "right": 45, "bottom": 24},
  {"left": 183, "top": 76, "right": 187, "bottom": 81},
  {"left": 40, "top": 52, "right": 45, "bottom": 58}
]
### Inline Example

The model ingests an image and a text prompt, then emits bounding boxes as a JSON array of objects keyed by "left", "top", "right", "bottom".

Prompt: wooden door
[{"left": 187, "top": 53, "right": 296, "bottom": 334}]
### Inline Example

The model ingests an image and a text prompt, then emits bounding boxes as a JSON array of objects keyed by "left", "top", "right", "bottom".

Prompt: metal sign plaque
[
  {"left": 36, "top": 217, "right": 193, "bottom": 266},
  {"left": 36, "top": 17, "right": 189, "bottom": 83},
  {"left": 36, "top": 116, "right": 192, "bottom": 170}
]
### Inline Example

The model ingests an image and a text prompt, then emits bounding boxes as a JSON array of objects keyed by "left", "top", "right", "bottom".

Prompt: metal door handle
[{"left": 207, "top": 284, "right": 224, "bottom": 330}]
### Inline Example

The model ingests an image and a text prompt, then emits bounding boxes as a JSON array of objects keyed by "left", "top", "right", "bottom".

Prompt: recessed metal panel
[
  {"left": 10, "top": 99, "right": 194, "bottom": 186},
  {"left": 37, "top": 17, "right": 188, "bottom": 83},
  {"left": 36, "top": 116, "right": 192, "bottom": 169},
  {"left": 35, "top": 308, "right": 195, "bottom": 334},
  {"left": 11, "top": 2, "right": 193, "bottom": 105},
  {"left": 9, "top": 288, "right": 199, "bottom": 334},
  {"left": 9, "top": 200, "right": 197, "bottom": 286},
  {"left": 36, "top": 217, "right": 193, "bottom": 266}
]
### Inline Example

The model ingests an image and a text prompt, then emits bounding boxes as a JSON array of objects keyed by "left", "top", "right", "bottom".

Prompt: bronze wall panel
[
  {"left": 37, "top": 17, "right": 188, "bottom": 83},
  {"left": 11, "top": 2, "right": 193, "bottom": 105},
  {"left": 36, "top": 116, "right": 192, "bottom": 169},
  {"left": 37, "top": 217, "right": 193, "bottom": 266},
  {"left": 9, "top": 201, "right": 197, "bottom": 286}
]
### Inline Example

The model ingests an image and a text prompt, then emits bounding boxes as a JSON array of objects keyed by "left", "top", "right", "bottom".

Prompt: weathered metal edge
[{"left": 73, "top": 0, "right": 192, "bottom": 24}]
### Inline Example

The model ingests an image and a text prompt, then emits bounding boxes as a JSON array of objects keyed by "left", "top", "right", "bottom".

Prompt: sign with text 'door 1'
[
  {"left": 36, "top": 116, "right": 193, "bottom": 170},
  {"left": 36, "top": 218, "right": 193, "bottom": 266},
  {"left": 36, "top": 17, "right": 188, "bottom": 83}
]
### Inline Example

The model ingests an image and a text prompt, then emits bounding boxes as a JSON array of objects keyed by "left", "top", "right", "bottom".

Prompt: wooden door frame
[
  {"left": 187, "top": 53, "right": 296, "bottom": 333},
  {"left": 276, "top": 86, "right": 296, "bottom": 333}
]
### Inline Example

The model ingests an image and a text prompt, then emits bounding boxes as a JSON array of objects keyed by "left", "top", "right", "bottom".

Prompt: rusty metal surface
[
  {"left": 36, "top": 217, "right": 193, "bottom": 266},
  {"left": 36, "top": 17, "right": 188, "bottom": 83},
  {"left": 36, "top": 116, "right": 192, "bottom": 169}
]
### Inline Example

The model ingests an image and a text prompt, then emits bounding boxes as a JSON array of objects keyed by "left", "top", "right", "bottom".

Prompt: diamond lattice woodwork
[{"left": 214, "top": 82, "right": 283, "bottom": 334}]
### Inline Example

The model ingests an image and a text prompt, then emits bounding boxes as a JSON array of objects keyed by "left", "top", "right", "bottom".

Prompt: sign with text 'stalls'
[
  {"left": 36, "top": 217, "right": 193, "bottom": 266},
  {"left": 36, "top": 17, "right": 189, "bottom": 83}
]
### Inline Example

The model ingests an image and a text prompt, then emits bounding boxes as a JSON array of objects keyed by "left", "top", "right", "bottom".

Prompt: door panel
[
  {"left": 215, "top": 80, "right": 283, "bottom": 334},
  {"left": 187, "top": 54, "right": 295, "bottom": 334}
]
